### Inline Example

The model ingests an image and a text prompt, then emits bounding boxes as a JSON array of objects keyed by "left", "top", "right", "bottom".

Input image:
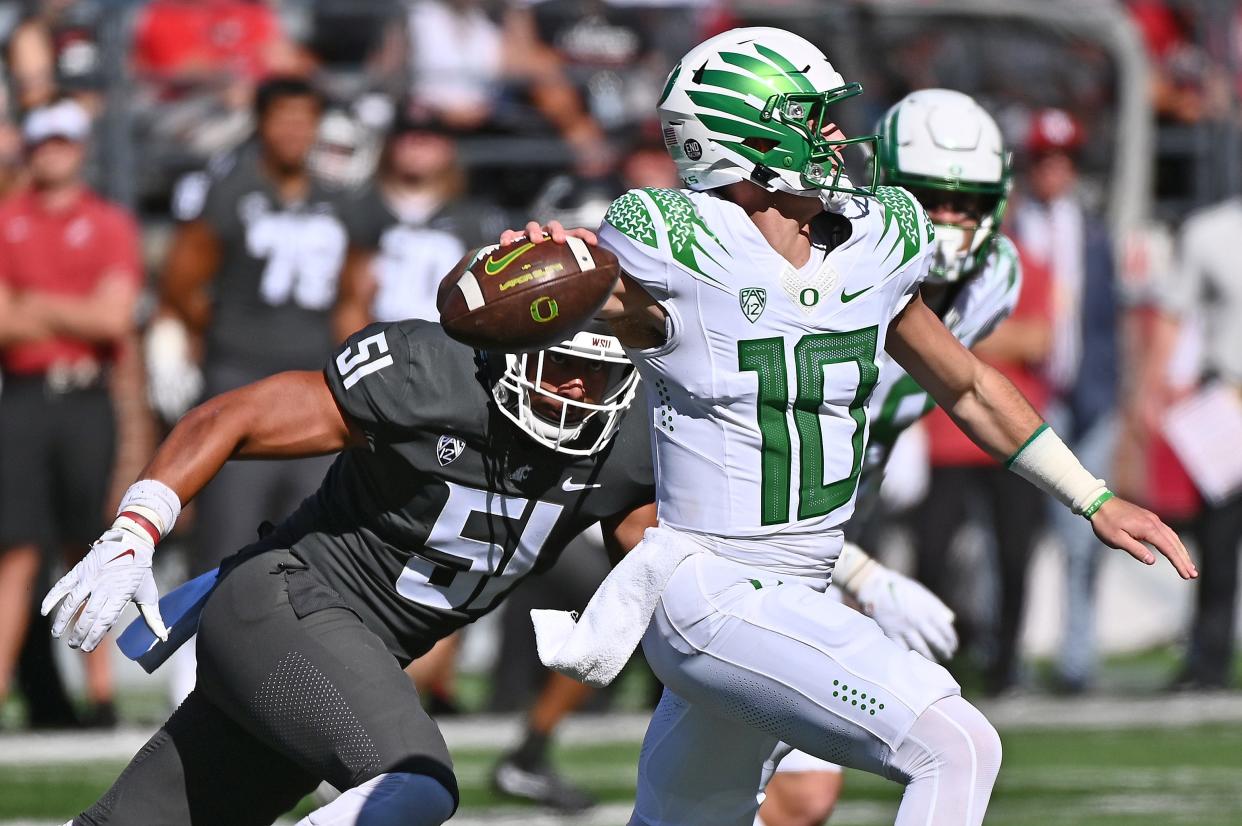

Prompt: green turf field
[{"left": 4, "top": 722, "right": 1240, "bottom": 825}]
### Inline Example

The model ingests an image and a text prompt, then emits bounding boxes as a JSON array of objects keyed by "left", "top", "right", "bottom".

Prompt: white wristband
[
  {"left": 117, "top": 479, "right": 182, "bottom": 540},
  {"left": 1005, "top": 425, "right": 1108, "bottom": 515},
  {"left": 832, "top": 541, "right": 879, "bottom": 596}
]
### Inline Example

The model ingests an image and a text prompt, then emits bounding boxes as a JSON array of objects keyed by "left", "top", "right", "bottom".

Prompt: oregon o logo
[
  {"left": 530, "top": 296, "right": 559, "bottom": 323},
  {"left": 683, "top": 139, "right": 702, "bottom": 161},
  {"left": 799, "top": 288, "right": 820, "bottom": 307}
]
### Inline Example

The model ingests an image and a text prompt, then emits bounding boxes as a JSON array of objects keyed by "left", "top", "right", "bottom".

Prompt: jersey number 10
[{"left": 738, "top": 327, "right": 879, "bottom": 526}]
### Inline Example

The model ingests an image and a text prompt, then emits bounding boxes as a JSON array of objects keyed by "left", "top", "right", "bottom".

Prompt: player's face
[
  {"left": 912, "top": 188, "right": 998, "bottom": 257},
  {"left": 260, "top": 96, "right": 322, "bottom": 171},
  {"left": 526, "top": 351, "right": 613, "bottom": 424}
]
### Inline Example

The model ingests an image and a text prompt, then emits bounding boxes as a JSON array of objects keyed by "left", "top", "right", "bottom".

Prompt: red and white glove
[{"left": 41, "top": 481, "right": 180, "bottom": 652}]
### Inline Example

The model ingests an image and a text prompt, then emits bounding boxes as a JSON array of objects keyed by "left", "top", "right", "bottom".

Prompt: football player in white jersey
[
  {"left": 759, "top": 87, "right": 1027, "bottom": 826},
  {"left": 502, "top": 28, "right": 1194, "bottom": 826}
]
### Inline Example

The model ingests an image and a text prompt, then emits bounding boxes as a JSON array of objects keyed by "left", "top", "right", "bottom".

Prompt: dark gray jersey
[
  {"left": 273, "top": 320, "right": 654, "bottom": 662},
  {"left": 344, "top": 185, "right": 509, "bottom": 324},
  {"left": 196, "top": 151, "right": 348, "bottom": 376}
]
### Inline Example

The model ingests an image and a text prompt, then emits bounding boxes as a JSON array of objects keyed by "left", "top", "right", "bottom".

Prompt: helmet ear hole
[{"left": 742, "top": 137, "right": 779, "bottom": 154}]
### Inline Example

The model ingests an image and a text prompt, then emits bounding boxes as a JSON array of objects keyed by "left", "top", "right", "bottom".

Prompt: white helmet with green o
[
  {"left": 657, "top": 27, "right": 876, "bottom": 198},
  {"left": 874, "top": 88, "right": 1011, "bottom": 282}
]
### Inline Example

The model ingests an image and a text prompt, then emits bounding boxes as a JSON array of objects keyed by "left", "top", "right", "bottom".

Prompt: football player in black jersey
[
  {"left": 44, "top": 307, "right": 970, "bottom": 824},
  {"left": 43, "top": 321, "right": 655, "bottom": 826},
  {"left": 155, "top": 76, "right": 350, "bottom": 582}
]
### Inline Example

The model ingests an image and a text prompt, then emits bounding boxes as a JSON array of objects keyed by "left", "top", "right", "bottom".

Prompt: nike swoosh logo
[
  {"left": 840, "top": 286, "right": 873, "bottom": 303},
  {"left": 483, "top": 242, "right": 536, "bottom": 276},
  {"left": 107, "top": 549, "right": 136, "bottom": 564},
  {"left": 562, "top": 477, "right": 603, "bottom": 492}
]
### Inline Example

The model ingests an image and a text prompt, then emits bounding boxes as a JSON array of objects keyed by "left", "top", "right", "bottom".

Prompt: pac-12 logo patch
[
  {"left": 436, "top": 435, "right": 465, "bottom": 466},
  {"left": 739, "top": 287, "right": 766, "bottom": 323}
]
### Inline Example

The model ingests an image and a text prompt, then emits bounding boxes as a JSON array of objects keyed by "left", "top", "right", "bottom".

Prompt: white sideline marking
[{"left": 4, "top": 694, "right": 1242, "bottom": 768}]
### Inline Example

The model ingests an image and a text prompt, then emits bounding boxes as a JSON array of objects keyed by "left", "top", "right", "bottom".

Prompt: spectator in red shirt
[
  {"left": 0, "top": 99, "right": 142, "bottom": 726},
  {"left": 133, "top": 0, "right": 286, "bottom": 82},
  {"left": 913, "top": 246, "right": 1054, "bottom": 695}
]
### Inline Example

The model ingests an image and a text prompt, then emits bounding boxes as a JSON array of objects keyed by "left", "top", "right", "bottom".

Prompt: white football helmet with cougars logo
[
  {"left": 874, "top": 89, "right": 1011, "bottom": 282},
  {"left": 493, "top": 326, "right": 640, "bottom": 457},
  {"left": 656, "top": 27, "right": 876, "bottom": 198}
]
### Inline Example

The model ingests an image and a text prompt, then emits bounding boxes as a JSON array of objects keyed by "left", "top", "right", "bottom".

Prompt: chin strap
[{"left": 818, "top": 175, "right": 857, "bottom": 214}]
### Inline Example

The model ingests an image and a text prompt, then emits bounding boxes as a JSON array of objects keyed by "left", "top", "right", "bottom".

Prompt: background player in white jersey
[
  {"left": 503, "top": 27, "right": 1195, "bottom": 826},
  {"left": 759, "top": 87, "right": 1024, "bottom": 826}
]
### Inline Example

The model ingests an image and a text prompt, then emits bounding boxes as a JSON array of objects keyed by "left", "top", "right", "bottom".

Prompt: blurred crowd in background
[{"left": 0, "top": 0, "right": 1240, "bottom": 765}]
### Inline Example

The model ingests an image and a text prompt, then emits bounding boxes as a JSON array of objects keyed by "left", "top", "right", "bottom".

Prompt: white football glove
[
  {"left": 834, "top": 542, "right": 957, "bottom": 662},
  {"left": 145, "top": 316, "right": 203, "bottom": 421},
  {"left": 41, "top": 523, "right": 168, "bottom": 653}
]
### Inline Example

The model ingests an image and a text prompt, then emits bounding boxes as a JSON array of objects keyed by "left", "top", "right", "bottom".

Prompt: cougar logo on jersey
[
  {"left": 436, "top": 435, "right": 465, "bottom": 466},
  {"left": 739, "top": 287, "right": 766, "bottom": 323}
]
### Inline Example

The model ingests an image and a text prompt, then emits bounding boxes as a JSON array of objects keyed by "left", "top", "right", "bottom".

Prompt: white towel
[{"left": 532, "top": 526, "right": 695, "bottom": 686}]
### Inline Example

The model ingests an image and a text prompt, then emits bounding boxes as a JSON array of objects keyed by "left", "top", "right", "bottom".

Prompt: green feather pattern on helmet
[
  {"left": 674, "top": 42, "right": 877, "bottom": 196},
  {"left": 658, "top": 62, "right": 681, "bottom": 106}
]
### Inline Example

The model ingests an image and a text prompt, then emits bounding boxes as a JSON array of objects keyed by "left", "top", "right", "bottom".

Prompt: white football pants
[{"left": 630, "top": 551, "right": 1000, "bottom": 826}]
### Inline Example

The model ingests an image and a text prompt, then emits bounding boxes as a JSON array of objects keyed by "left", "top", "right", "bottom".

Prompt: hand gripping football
[{"left": 438, "top": 236, "right": 620, "bottom": 352}]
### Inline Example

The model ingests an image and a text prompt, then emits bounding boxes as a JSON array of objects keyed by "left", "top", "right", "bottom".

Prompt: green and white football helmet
[
  {"left": 874, "top": 88, "right": 1011, "bottom": 282},
  {"left": 657, "top": 27, "right": 877, "bottom": 198}
]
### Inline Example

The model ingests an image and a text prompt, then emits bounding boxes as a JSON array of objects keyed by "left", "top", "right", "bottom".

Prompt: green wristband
[
  {"left": 1004, "top": 423, "right": 1050, "bottom": 469},
  {"left": 1081, "top": 490, "right": 1115, "bottom": 520}
]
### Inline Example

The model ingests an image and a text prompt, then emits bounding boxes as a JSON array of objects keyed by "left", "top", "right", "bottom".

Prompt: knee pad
[
  {"left": 890, "top": 695, "right": 1002, "bottom": 787},
  {"left": 297, "top": 772, "right": 456, "bottom": 826}
]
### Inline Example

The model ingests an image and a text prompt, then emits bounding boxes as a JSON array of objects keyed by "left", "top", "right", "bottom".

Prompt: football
[{"left": 437, "top": 236, "right": 620, "bottom": 352}]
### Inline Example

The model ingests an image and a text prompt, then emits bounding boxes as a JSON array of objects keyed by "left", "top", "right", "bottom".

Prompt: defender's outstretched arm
[
  {"left": 143, "top": 370, "right": 363, "bottom": 505},
  {"left": 886, "top": 294, "right": 1196, "bottom": 580},
  {"left": 42, "top": 371, "right": 364, "bottom": 651}
]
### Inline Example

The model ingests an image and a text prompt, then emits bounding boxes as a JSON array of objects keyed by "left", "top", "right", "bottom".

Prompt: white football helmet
[
  {"left": 874, "top": 89, "right": 1011, "bottom": 282},
  {"left": 492, "top": 325, "right": 640, "bottom": 456},
  {"left": 657, "top": 27, "right": 876, "bottom": 198},
  {"left": 311, "top": 108, "right": 380, "bottom": 190}
]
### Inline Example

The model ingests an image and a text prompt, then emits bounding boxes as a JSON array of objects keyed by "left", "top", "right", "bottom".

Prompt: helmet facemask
[
  {"left": 492, "top": 329, "right": 640, "bottom": 457},
  {"left": 729, "top": 85, "right": 879, "bottom": 197},
  {"left": 906, "top": 185, "right": 1008, "bottom": 283}
]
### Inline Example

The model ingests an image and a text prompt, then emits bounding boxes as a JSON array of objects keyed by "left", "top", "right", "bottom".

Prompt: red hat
[{"left": 1026, "top": 108, "right": 1084, "bottom": 156}]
